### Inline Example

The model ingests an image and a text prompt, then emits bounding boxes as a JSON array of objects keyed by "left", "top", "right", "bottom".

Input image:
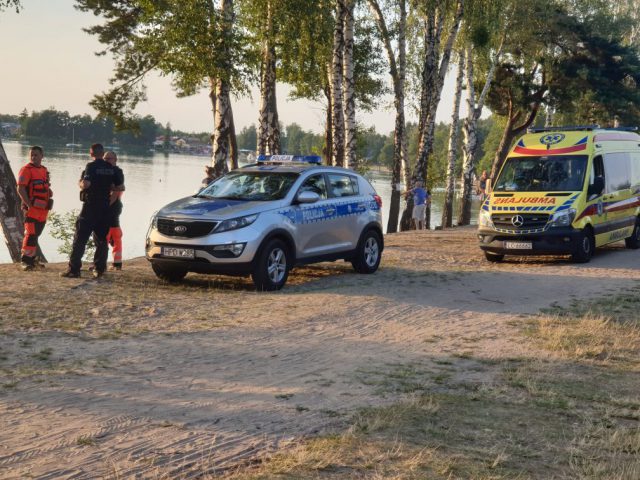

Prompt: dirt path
[{"left": 1, "top": 227, "right": 639, "bottom": 479}]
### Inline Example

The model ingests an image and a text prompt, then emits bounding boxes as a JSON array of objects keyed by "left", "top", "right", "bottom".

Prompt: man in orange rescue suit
[
  {"left": 104, "top": 150, "right": 124, "bottom": 270},
  {"left": 17, "top": 145, "right": 53, "bottom": 271}
]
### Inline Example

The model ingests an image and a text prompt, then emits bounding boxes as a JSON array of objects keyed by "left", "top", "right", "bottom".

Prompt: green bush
[{"left": 48, "top": 210, "right": 95, "bottom": 260}]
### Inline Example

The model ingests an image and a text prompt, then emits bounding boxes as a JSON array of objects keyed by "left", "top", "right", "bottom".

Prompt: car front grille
[
  {"left": 157, "top": 218, "right": 218, "bottom": 238},
  {"left": 491, "top": 213, "right": 550, "bottom": 230}
]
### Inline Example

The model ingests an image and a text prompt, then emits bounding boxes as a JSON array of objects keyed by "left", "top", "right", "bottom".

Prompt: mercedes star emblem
[{"left": 511, "top": 215, "right": 524, "bottom": 227}]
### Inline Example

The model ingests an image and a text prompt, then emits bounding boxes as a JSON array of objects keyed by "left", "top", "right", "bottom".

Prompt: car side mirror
[
  {"left": 588, "top": 176, "right": 604, "bottom": 197},
  {"left": 296, "top": 191, "right": 320, "bottom": 204}
]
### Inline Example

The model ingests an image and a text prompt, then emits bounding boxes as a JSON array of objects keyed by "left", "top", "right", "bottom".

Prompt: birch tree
[
  {"left": 331, "top": 0, "right": 346, "bottom": 167},
  {"left": 0, "top": 139, "right": 25, "bottom": 262},
  {"left": 441, "top": 51, "right": 464, "bottom": 228},
  {"left": 76, "top": 0, "right": 253, "bottom": 173},
  {"left": 456, "top": 15, "right": 506, "bottom": 225},
  {"left": 367, "top": 0, "right": 408, "bottom": 233},
  {"left": 342, "top": 0, "right": 356, "bottom": 168},
  {"left": 401, "top": 0, "right": 464, "bottom": 230}
]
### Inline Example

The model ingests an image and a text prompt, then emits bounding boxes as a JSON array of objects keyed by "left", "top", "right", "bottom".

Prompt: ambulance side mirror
[{"left": 588, "top": 176, "right": 604, "bottom": 197}]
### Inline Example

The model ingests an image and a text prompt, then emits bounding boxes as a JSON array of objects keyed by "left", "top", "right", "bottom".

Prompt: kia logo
[
  {"left": 511, "top": 215, "right": 524, "bottom": 227},
  {"left": 174, "top": 225, "right": 187, "bottom": 233}
]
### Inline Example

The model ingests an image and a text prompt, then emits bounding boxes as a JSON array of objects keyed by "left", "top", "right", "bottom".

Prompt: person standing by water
[
  {"left": 104, "top": 150, "right": 124, "bottom": 270},
  {"left": 477, "top": 170, "right": 489, "bottom": 202},
  {"left": 61, "top": 144, "right": 124, "bottom": 279},
  {"left": 405, "top": 180, "right": 430, "bottom": 230},
  {"left": 16, "top": 146, "right": 53, "bottom": 271}
]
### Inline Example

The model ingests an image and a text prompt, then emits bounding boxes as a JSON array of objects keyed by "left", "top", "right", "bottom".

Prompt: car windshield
[
  {"left": 197, "top": 171, "right": 299, "bottom": 201},
  {"left": 494, "top": 155, "right": 588, "bottom": 192}
]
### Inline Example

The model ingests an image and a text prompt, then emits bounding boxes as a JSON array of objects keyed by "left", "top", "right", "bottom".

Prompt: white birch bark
[
  {"left": 257, "top": 0, "right": 280, "bottom": 156},
  {"left": 0, "top": 138, "right": 26, "bottom": 262},
  {"left": 457, "top": 35, "right": 502, "bottom": 225},
  {"left": 367, "top": 0, "right": 407, "bottom": 233},
  {"left": 331, "top": 0, "right": 345, "bottom": 167},
  {"left": 342, "top": 0, "right": 356, "bottom": 169},
  {"left": 401, "top": 0, "right": 464, "bottom": 230},
  {"left": 441, "top": 51, "right": 464, "bottom": 228}
]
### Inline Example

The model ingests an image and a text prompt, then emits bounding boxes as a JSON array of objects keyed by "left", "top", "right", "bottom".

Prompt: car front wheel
[
  {"left": 352, "top": 230, "right": 382, "bottom": 274},
  {"left": 252, "top": 239, "right": 290, "bottom": 291},
  {"left": 152, "top": 263, "right": 187, "bottom": 282},
  {"left": 571, "top": 228, "right": 594, "bottom": 263}
]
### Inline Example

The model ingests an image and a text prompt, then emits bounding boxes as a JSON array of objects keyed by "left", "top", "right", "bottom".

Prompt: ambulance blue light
[{"left": 257, "top": 154, "right": 322, "bottom": 164}]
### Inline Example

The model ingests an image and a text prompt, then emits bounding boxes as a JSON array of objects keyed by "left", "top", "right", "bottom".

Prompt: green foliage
[
  {"left": 0, "top": 0, "right": 20, "bottom": 12},
  {"left": 14, "top": 108, "right": 160, "bottom": 146},
  {"left": 76, "top": 0, "right": 255, "bottom": 130},
  {"left": 48, "top": 211, "right": 95, "bottom": 260},
  {"left": 236, "top": 125, "right": 257, "bottom": 151}
]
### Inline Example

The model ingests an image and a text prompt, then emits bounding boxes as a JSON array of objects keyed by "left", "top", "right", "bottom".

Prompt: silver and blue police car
[{"left": 145, "top": 155, "right": 384, "bottom": 290}]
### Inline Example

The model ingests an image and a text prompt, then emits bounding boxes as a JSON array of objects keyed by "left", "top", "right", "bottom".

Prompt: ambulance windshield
[{"left": 494, "top": 155, "right": 588, "bottom": 192}]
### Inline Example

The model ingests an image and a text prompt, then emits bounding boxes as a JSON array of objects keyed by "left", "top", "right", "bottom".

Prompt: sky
[{"left": 0, "top": 0, "right": 461, "bottom": 136}]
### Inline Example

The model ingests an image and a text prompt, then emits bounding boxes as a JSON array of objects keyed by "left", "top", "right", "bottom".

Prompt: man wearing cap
[{"left": 61, "top": 143, "right": 125, "bottom": 278}]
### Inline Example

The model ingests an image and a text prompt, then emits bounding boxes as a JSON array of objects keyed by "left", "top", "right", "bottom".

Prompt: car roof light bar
[{"left": 257, "top": 154, "right": 322, "bottom": 164}]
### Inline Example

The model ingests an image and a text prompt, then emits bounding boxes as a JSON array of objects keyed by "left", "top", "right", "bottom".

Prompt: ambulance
[{"left": 478, "top": 126, "right": 640, "bottom": 262}]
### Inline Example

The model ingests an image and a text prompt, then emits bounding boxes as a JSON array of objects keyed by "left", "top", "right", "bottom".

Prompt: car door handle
[
  {"left": 357, "top": 203, "right": 366, "bottom": 209},
  {"left": 325, "top": 208, "right": 336, "bottom": 215},
  {"left": 602, "top": 194, "right": 614, "bottom": 201}
]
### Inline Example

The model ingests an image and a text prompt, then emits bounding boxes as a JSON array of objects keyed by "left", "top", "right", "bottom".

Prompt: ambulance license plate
[
  {"left": 505, "top": 241, "right": 532, "bottom": 250},
  {"left": 162, "top": 247, "right": 195, "bottom": 259}
]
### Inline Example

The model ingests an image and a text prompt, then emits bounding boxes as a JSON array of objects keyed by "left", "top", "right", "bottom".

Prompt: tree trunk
[
  {"left": 400, "top": 0, "right": 464, "bottom": 231},
  {"left": 441, "top": 52, "right": 464, "bottom": 229},
  {"left": 323, "top": 83, "right": 333, "bottom": 165},
  {"left": 331, "top": 0, "right": 345, "bottom": 167},
  {"left": 257, "top": 0, "right": 281, "bottom": 156},
  {"left": 0, "top": 138, "right": 27, "bottom": 262},
  {"left": 457, "top": 36, "right": 502, "bottom": 226},
  {"left": 212, "top": 77, "right": 232, "bottom": 177},
  {"left": 342, "top": 0, "right": 356, "bottom": 169},
  {"left": 228, "top": 102, "right": 239, "bottom": 170}
]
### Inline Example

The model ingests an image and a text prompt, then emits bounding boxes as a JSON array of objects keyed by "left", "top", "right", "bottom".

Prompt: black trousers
[{"left": 68, "top": 209, "right": 110, "bottom": 273}]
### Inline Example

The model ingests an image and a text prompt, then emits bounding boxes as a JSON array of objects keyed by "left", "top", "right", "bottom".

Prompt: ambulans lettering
[{"left": 493, "top": 197, "right": 556, "bottom": 205}]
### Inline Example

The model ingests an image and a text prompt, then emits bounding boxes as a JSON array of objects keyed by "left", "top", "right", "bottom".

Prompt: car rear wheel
[
  {"left": 484, "top": 251, "right": 504, "bottom": 262},
  {"left": 571, "top": 228, "right": 594, "bottom": 263},
  {"left": 252, "top": 239, "right": 290, "bottom": 291},
  {"left": 625, "top": 217, "right": 640, "bottom": 249},
  {"left": 152, "top": 263, "right": 187, "bottom": 282},
  {"left": 352, "top": 230, "right": 382, "bottom": 274}
]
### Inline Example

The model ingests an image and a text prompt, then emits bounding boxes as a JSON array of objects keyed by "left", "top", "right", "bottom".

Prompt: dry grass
[{"left": 224, "top": 291, "right": 640, "bottom": 480}]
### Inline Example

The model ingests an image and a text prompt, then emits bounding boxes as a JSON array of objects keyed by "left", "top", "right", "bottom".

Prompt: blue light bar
[{"left": 257, "top": 154, "right": 322, "bottom": 164}]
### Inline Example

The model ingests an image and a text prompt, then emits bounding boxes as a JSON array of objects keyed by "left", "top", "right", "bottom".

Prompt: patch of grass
[
  {"left": 275, "top": 393, "right": 295, "bottom": 400},
  {"left": 295, "top": 405, "right": 309, "bottom": 412},
  {"left": 76, "top": 436, "right": 97, "bottom": 446},
  {"left": 528, "top": 289, "right": 640, "bottom": 366},
  {"left": 354, "top": 363, "right": 431, "bottom": 396},
  {"left": 31, "top": 348, "right": 53, "bottom": 361}
]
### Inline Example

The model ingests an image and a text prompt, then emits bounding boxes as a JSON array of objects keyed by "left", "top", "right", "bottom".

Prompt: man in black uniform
[{"left": 61, "top": 143, "right": 125, "bottom": 278}]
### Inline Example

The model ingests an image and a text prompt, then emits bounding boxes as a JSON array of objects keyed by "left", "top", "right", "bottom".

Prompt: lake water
[{"left": 0, "top": 140, "right": 477, "bottom": 264}]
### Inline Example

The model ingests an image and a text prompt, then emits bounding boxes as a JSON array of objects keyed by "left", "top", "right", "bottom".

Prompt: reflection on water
[{"left": 0, "top": 141, "right": 477, "bottom": 263}]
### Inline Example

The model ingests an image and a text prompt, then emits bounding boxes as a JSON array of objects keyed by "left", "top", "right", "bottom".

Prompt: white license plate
[
  {"left": 505, "top": 241, "right": 532, "bottom": 250},
  {"left": 162, "top": 247, "right": 195, "bottom": 259}
]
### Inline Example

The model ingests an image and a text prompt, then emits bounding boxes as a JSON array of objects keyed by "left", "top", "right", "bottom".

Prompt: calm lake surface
[{"left": 0, "top": 140, "right": 478, "bottom": 264}]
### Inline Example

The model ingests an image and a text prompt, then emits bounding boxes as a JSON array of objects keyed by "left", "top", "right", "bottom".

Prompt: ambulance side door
[
  {"left": 602, "top": 152, "right": 634, "bottom": 245},
  {"left": 588, "top": 155, "right": 609, "bottom": 247}
]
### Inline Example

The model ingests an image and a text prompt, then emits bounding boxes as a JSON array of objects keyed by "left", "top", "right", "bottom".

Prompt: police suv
[{"left": 146, "top": 155, "right": 384, "bottom": 290}]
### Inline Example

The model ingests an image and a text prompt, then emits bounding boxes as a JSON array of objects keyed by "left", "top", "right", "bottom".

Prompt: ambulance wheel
[
  {"left": 625, "top": 217, "right": 640, "bottom": 249},
  {"left": 484, "top": 251, "right": 504, "bottom": 263},
  {"left": 571, "top": 228, "right": 594, "bottom": 263},
  {"left": 252, "top": 239, "right": 290, "bottom": 291},
  {"left": 152, "top": 263, "right": 187, "bottom": 282},
  {"left": 352, "top": 229, "right": 382, "bottom": 274}
]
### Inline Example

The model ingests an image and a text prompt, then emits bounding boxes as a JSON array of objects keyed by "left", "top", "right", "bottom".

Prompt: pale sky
[{"left": 0, "top": 0, "right": 460, "bottom": 135}]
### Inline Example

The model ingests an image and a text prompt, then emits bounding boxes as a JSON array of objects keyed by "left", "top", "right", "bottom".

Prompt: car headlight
[
  {"left": 478, "top": 209, "right": 494, "bottom": 229},
  {"left": 215, "top": 214, "right": 258, "bottom": 233},
  {"left": 548, "top": 208, "right": 576, "bottom": 228}
]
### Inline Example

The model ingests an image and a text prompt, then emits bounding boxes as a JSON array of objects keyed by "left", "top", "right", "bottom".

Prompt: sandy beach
[{"left": 1, "top": 226, "right": 639, "bottom": 479}]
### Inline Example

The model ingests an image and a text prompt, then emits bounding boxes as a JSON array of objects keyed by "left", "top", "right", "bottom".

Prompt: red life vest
[{"left": 18, "top": 163, "right": 52, "bottom": 220}]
